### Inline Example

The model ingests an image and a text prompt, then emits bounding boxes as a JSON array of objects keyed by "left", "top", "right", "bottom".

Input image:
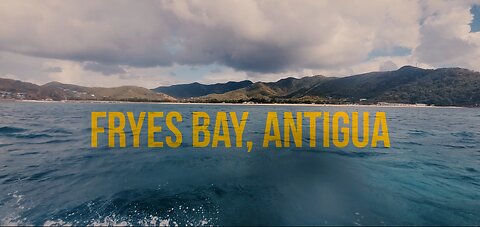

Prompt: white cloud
[
  {"left": 0, "top": 0, "right": 479, "bottom": 87},
  {"left": 414, "top": 0, "right": 480, "bottom": 70}
]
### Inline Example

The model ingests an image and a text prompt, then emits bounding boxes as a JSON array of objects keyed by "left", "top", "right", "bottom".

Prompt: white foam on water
[
  {"left": 43, "top": 220, "right": 71, "bottom": 226},
  {"left": 1, "top": 191, "right": 32, "bottom": 226},
  {"left": 41, "top": 214, "right": 212, "bottom": 226},
  {"left": 3, "top": 191, "right": 215, "bottom": 226},
  {"left": 1, "top": 216, "right": 29, "bottom": 226}
]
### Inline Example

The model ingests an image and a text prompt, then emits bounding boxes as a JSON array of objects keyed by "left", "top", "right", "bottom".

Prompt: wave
[
  {"left": 10, "top": 133, "right": 54, "bottom": 139},
  {"left": 25, "top": 139, "right": 75, "bottom": 145},
  {"left": 398, "top": 141, "right": 422, "bottom": 146},
  {"left": 440, "top": 144, "right": 475, "bottom": 149},
  {"left": 451, "top": 131, "right": 476, "bottom": 138},
  {"left": 0, "top": 126, "right": 59, "bottom": 139},
  {"left": 330, "top": 149, "right": 388, "bottom": 158},
  {"left": 465, "top": 167, "right": 477, "bottom": 173},
  {"left": 0, "top": 126, "right": 27, "bottom": 134},
  {"left": 407, "top": 129, "right": 434, "bottom": 137},
  {"left": 42, "top": 216, "right": 210, "bottom": 226},
  {"left": 15, "top": 151, "right": 41, "bottom": 156},
  {"left": 0, "top": 143, "right": 13, "bottom": 148},
  {"left": 39, "top": 128, "right": 73, "bottom": 135},
  {"left": 1, "top": 188, "right": 218, "bottom": 226},
  {"left": 27, "top": 169, "right": 58, "bottom": 182},
  {"left": 0, "top": 194, "right": 153, "bottom": 227},
  {"left": 42, "top": 216, "right": 182, "bottom": 227}
]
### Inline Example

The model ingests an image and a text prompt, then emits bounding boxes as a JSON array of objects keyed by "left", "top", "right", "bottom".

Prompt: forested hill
[
  {"left": 301, "top": 66, "right": 480, "bottom": 106},
  {"left": 2, "top": 66, "right": 480, "bottom": 106},
  {"left": 152, "top": 80, "right": 253, "bottom": 98}
]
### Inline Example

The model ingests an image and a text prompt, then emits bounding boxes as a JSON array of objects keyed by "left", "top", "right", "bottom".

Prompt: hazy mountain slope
[
  {"left": 0, "top": 78, "right": 41, "bottom": 99},
  {"left": 38, "top": 82, "right": 91, "bottom": 100},
  {"left": 89, "top": 86, "right": 175, "bottom": 101},
  {"left": 204, "top": 75, "right": 332, "bottom": 101},
  {"left": 152, "top": 80, "right": 253, "bottom": 98},
  {"left": 0, "top": 80, "right": 175, "bottom": 101}
]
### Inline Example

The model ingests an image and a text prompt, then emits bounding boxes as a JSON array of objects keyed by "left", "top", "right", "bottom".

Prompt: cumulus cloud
[
  {"left": 0, "top": 0, "right": 479, "bottom": 87},
  {"left": 414, "top": 1, "right": 480, "bottom": 69}
]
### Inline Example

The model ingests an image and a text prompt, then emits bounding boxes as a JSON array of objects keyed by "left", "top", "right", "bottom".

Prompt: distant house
[{"left": 16, "top": 93, "right": 26, "bottom": 99}]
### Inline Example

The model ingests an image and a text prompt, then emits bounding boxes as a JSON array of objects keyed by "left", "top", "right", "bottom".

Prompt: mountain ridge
[
  {"left": 152, "top": 80, "right": 253, "bottom": 98},
  {"left": 1, "top": 66, "right": 480, "bottom": 106},
  {"left": 202, "top": 75, "right": 333, "bottom": 102},
  {"left": 0, "top": 79, "right": 175, "bottom": 102}
]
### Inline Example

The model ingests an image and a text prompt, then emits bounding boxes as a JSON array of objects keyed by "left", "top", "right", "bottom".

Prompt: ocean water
[{"left": 0, "top": 102, "right": 479, "bottom": 226}]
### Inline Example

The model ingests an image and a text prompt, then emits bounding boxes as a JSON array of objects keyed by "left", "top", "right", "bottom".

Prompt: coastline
[{"left": 3, "top": 99, "right": 465, "bottom": 108}]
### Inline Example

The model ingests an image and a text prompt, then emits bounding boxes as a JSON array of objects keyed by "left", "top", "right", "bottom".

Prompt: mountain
[
  {"left": 301, "top": 66, "right": 480, "bottom": 106},
  {"left": 0, "top": 78, "right": 42, "bottom": 99},
  {"left": 199, "top": 66, "right": 480, "bottom": 106},
  {"left": 42, "top": 82, "right": 175, "bottom": 101},
  {"left": 0, "top": 79, "right": 175, "bottom": 102},
  {"left": 2, "top": 66, "right": 480, "bottom": 106},
  {"left": 375, "top": 67, "right": 480, "bottom": 106},
  {"left": 203, "top": 75, "right": 333, "bottom": 102},
  {"left": 300, "top": 66, "right": 431, "bottom": 99},
  {"left": 152, "top": 80, "right": 253, "bottom": 98}
]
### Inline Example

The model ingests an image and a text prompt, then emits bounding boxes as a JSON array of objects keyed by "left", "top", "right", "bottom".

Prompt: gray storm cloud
[
  {"left": 0, "top": 0, "right": 479, "bottom": 79},
  {"left": 0, "top": 0, "right": 420, "bottom": 72}
]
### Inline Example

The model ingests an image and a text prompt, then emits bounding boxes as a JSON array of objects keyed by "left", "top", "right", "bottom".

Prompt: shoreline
[{"left": 2, "top": 99, "right": 466, "bottom": 108}]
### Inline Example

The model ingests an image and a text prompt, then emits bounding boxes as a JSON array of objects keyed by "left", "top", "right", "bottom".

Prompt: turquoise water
[{"left": 0, "top": 103, "right": 479, "bottom": 225}]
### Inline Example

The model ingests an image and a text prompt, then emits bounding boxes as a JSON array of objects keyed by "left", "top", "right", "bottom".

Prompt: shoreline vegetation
[
  {"left": 1, "top": 66, "right": 479, "bottom": 107},
  {"left": 2, "top": 99, "right": 464, "bottom": 108}
]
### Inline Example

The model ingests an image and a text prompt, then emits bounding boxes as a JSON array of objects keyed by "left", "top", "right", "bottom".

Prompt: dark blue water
[{"left": 0, "top": 102, "right": 479, "bottom": 226}]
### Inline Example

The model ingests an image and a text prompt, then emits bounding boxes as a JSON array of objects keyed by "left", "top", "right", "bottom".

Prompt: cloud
[
  {"left": 164, "top": 0, "right": 422, "bottom": 73},
  {"left": 414, "top": 1, "right": 480, "bottom": 69},
  {"left": 0, "top": 0, "right": 479, "bottom": 87},
  {"left": 0, "top": 0, "right": 421, "bottom": 73},
  {"left": 0, "top": 51, "right": 51, "bottom": 84},
  {"left": 83, "top": 62, "right": 126, "bottom": 75},
  {"left": 44, "top": 66, "right": 62, "bottom": 73}
]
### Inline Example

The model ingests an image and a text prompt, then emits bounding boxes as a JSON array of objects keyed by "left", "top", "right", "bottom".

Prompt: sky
[{"left": 1, "top": 0, "right": 480, "bottom": 88}]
